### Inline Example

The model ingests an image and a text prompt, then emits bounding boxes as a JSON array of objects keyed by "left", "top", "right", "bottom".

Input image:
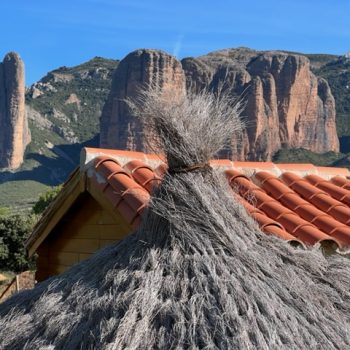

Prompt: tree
[
  {"left": 0, "top": 214, "right": 36, "bottom": 272},
  {"left": 32, "top": 185, "right": 62, "bottom": 215}
]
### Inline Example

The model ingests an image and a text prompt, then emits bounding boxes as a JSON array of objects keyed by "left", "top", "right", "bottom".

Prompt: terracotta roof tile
[
  {"left": 255, "top": 171, "right": 350, "bottom": 246},
  {"left": 93, "top": 156, "right": 150, "bottom": 226},
  {"left": 124, "top": 160, "right": 162, "bottom": 192},
  {"left": 209, "top": 159, "right": 234, "bottom": 168},
  {"left": 155, "top": 163, "right": 168, "bottom": 177},
  {"left": 305, "top": 174, "right": 350, "bottom": 206},
  {"left": 316, "top": 166, "right": 350, "bottom": 177},
  {"left": 281, "top": 172, "right": 350, "bottom": 225},
  {"left": 83, "top": 148, "right": 350, "bottom": 252},
  {"left": 239, "top": 197, "right": 303, "bottom": 245},
  {"left": 225, "top": 169, "right": 338, "bottom": 247},
  {"left": 331, "top": 176, "right": 350, "bottom": 191}
]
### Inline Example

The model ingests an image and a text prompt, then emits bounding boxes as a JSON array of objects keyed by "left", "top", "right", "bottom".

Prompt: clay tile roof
[
  {"left": 331, "top": 176, "right": 350, "bottom": 191},
  {"left": 123, "top": 160, "right": 162, "bottom": 193},
  {"left": 91, "top": 155, "right": 150, "bottom": 226},
  {"left": 255, "top": 171, "right": 350, "bottom": 246},
  {"left": 305, "top": 174, "right": 350, "bottom": 206},
  {"left": 281, "top": 172, "right": 350, "bottom": 225},
  {"left": 80, "top": 148, "right": 350, "bottom": 253},
  {"left": 225, "top": 169, "right": 339, "bottom": 247}
]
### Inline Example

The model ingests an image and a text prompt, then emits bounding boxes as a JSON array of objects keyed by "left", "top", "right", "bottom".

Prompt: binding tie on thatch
[{"left": 168, "top": 163, "right": 211, "bottom": 175}]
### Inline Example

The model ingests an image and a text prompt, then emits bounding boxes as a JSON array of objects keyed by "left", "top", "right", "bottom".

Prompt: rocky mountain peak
[
  {"left": 0, "top": 52, "right": 30, "bottom": 169},
  {"left": 100, "top": 49, "right": 186, "bottom": 150}
]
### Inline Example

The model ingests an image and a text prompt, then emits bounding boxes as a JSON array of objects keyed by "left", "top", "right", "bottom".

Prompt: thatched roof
[{"left": 1, "top": 88, "right": 350, "bottom": 349}]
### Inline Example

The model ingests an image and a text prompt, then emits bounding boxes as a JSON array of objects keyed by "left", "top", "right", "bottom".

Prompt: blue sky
[{"left": 1, "top": 0, "right": 349, "bottom": 85}]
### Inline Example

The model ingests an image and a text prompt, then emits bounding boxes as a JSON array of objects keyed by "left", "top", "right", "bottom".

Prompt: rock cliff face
[
  {"left": 101, "top": 48, "right": 339, "bottom": 160},
  {"left": 0, "top": 52, "right": 30, "bottom": 169},
  {"left": 183, "top": 49, "right": 339, "bottom": 160},
  {"left": 100, "top": 49, "right": 186, "bottom": 151}
]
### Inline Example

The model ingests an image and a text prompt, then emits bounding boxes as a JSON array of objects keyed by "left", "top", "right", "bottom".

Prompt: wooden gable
[{"left": 35, "top": 193, "right": 131, "bottom": 281}]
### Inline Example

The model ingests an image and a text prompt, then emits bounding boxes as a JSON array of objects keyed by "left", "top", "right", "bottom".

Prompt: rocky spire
[{"left": 0, "top": 52, "right": 30, "bottom": 170}]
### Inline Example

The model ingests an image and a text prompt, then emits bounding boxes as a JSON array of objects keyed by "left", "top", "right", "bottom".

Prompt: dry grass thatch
[{"left": 1, "top": 86, "right": 350, "bottom": 349}]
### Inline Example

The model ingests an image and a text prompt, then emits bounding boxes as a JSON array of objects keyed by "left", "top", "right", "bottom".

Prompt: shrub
[
  {"left": 0, "top": 214, "right": 36, "bottom": 272},
  {"left": 32, "top": 185, "right": 62, "bottom": 215}
]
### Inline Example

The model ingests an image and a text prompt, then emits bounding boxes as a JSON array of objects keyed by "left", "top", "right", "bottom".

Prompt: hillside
[
  {"left": 0, "top": 57, "right": 118, "bottom": 210},
  {"left": 27, "top": 57, "right": 118, "bottom": 144}
]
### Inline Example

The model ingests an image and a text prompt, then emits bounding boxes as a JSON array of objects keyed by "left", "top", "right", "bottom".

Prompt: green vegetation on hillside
[
  {"left": 0, "top": 181, "right": 50, "bottom": 212},
  {"left": 305, "top": 53, "right": 338, "bottom": 70},
  {"left": 26, "top": 56, "right": 119, "bottom": 143},
  {"left": 273, "top": 148, "right": 347, "bottom": 167}
]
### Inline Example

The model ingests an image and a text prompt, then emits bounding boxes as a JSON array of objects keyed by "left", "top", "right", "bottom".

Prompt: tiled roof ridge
[
  {"left": 238, "top": 196, "right": 304, "bottom": 247},
  {"left": 305, "top": 174, "right": 350, "bottom": 206},
  {"left": 331, "top": 176, "right": 350, "bottom": 190},
  {"left": 82, "top": 147, "right": 350, "bottom": 179},
  {"left": 92, "top": 156, "right": 151, "bottom": 228}
]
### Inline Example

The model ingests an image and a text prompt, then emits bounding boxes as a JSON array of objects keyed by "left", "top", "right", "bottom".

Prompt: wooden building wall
[{"left": 36, "top": 193, "right": 131, "bottom": 281}]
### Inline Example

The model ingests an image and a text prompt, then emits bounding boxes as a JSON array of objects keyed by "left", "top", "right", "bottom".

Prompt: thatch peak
[{"left": 126, "top": 85, "right": 243, "bottom": 172}]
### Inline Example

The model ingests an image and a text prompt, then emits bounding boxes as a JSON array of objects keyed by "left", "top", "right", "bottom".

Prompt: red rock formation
[
  {"left": 100, "top": 49, "right": 185, "bottom": 151},
  {"left": 183, "top": 49, "right": 339, "bottom": 160},
  {"left": 0, "top": 52, "right": 30, "bottom": 169},
  {"left": 246, "top": 53, "right": 338, "bottom": 156},
  {"left": 101, "top": 48, "right": 339, "bottom": 161}
]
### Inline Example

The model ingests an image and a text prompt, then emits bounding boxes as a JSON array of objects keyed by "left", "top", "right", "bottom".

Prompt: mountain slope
[{"left": 0, "top": 57, "right": 118, "bottom": 210}]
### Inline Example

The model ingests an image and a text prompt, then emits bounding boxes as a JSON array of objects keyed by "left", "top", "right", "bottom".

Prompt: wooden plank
[
  {"left": 85, "top": 210, "right": 102, "bottom": 225},
  {"left": 56, "top": 219, "right": 81, "bottom": 239},
  {"left": 99, "top": 239, "right": 117, "bottom": 248},
  {"left": 36, "top": 254, "right": 49, "bottom": 266},
  {"left": 79, "top": 253, "right": 92, "bottom": 262},
  {"left": 69, "top": 199, "right": 101, "bottom": 225},
  {"left": 99, "top": 225, "right": 130, "bottom": 240},
  {"left": 35, "top": 269, "right": 49, "bottom": 283},
  {"left": 47, "top": 264, "right": 68, "bottom": 275},
  {"left": 58, "top": 224, "right": 128, "bottom": 240},
  {"left": 37, "top": 242, "right": 49, "bottom": 257},
  {"left": 97, "top": 210, "right": 118, "bottom": 224},
  {"left": 87, "top": 180, "right": 132, "bottom": 232},
  {"left": 52, "top": 238, "right": 100, "bottom": 254},
  {"left": 49, "top": 252, "right": 80, "bottom": 266},
  {"left": 73, "top": 225, "right": 100, "bottom": 239}
]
